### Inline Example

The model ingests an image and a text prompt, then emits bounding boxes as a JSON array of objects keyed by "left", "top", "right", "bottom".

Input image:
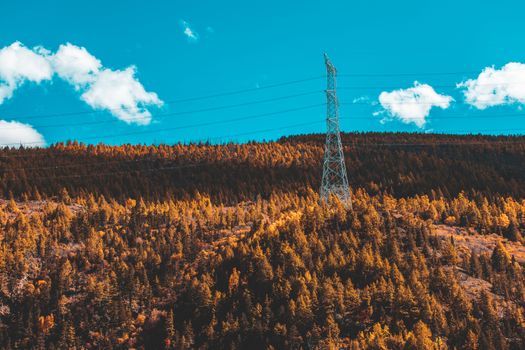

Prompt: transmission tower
[{"left": 320, "top": 53, "right": 352, "bottom": 208}]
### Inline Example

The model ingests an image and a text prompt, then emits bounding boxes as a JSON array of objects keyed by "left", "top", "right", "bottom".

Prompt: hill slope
[
  {"left": 1, "top": 133, "right": 525, "bottom": 349},
  {"left": 1, "top": 132, "right": 525, "bottom": 201}
]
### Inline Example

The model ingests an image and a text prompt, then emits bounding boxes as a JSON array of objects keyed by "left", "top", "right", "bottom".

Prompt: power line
[
  {"left": 5, "top": 71, "right": 491, "bottom": 121},
  {"left": 1, "top": 67, "right": 521, "bottom": 124},
  {"left": 0, "top": 104, "right": 325, "bottom": 147},
  {"left": 6, "top": 95, "right": 525, "bottom": 133},
  {"left": 342, "top": 140, "right": 525, "bottom": 147},
  {"left": 4, "top": 76, "right": 324, "bottom": 122},
  {"left": 5, "top": 86, "right": 520, "bottom": 130},
  {"left": 0, "top": 71, "right": 509, "bottom": 123},
  {"left": 341, "top": 126, "right": 525, "bottom": 134},
  {"left": 185, "top": 120, "right": 324, "bottom": 143},
  {"left": 4, "top": 122, "right": 525, "bottom": 173},
  {"left": 5, "top": 111, "right": 525, "bottom": 149},
  {"left": 338, "top": 71, "right": 478, "bottom": 77},
  {"left": 339, "top": 81, "right": 525, "bottom": 90},
  {"left": 424, "top": 127, "right": 525, "bottom": 134},
  {"left": 6, "top": 137, "right": 525, "bottom": 176},
  {"left": 5, "top": 106, "right": 525, "bottom": 149},
  {"left": 1, "top": 121, "right": 327, "bottom": 177},
  {"left": 3, "top": 119, "right": 325, "bottom": 164},
  {"left": 3, "top": 73, "right": 525, "bottom": 147},
  {"left": 1, "top": 74, "right": 522, "bottom": 128},
  {"left": 168, "top": 76, "right": 324, "bottom": 103},
  {"left": 0, "top": 90, "right": 322, "bottom": 131},
  {"left": 344, "top": 100, "right": 492, "bottom": 106},
  {"left": 338, "top": 112, "right": 525, "bottom": 121}
]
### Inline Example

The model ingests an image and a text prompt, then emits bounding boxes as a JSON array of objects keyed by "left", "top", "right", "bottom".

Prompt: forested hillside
[
  {"left": 1, "top": 132, "right": 525, "bottom": 201},
  {"left": 1, "top": 133, "right": 525, "bottom": 349}
]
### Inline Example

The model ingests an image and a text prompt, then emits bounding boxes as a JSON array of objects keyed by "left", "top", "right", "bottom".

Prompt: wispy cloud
[
  {"left": 352, "top": 96, "right": 379, "bottom": 105},
  {"left": 181, "top": 20, "right": 199, "bottom": 42},
  {"left": 377, "top": 82, "right": 453, "bottom": 128}
]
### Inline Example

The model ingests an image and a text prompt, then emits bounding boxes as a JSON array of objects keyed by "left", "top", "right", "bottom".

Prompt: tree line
[{"left": 1, "top": 132, "right": 525, "bottom": 202}]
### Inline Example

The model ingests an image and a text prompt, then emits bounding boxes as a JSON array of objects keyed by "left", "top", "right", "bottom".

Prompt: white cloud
[
  {"left": 50, "top": 43, "right": 162, "bottom": 124},
  {"left": 458, "top": 62, "right": 525, "bottom": 109},
  {"left": 0, "top": 120, "right": 45, "bottom": 147},
  {"left": 50, "top": 43, "right": 101, "bottom": 87},
  {"left": 0, "top": 42, "right": 162, "bottom": 126},
  {"left": 182, "top": 20, "right": 199, "bottom": 41},
  {"left": 378, "top": 82, "right": 453, "bottom": 128},
  {"left": 0, "top": 42, "right": 53, "bottom": 104},
  {"left": 81, "top": 67, "right": 162, "bottom": 125}
]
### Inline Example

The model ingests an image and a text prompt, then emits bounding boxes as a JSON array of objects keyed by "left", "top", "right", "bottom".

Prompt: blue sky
[{"left": 1, "top": 0, "right": 525, "bottom": 146}]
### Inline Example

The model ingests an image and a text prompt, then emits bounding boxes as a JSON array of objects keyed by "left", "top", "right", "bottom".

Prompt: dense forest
[
  {"left": 1, "top": 132, "right": 525, "bottom": 349},
  {"left": 2, "top": 132, "right": 525, "bottom": 202}
]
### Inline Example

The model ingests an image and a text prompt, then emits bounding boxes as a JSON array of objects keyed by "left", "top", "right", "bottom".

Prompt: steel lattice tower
[{"left": 320, "top": 53, "right": 352, "bottom": 208}]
